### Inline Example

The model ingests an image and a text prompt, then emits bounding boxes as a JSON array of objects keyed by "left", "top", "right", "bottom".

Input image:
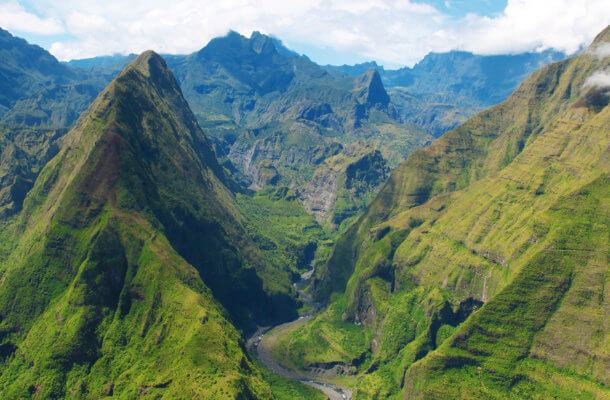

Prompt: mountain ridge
[
  {"left": 271, "top": 25, "right": 609, "bottom": 399},
  {"left": 0, "top": 50, "right": 319, "bottom": 398}
]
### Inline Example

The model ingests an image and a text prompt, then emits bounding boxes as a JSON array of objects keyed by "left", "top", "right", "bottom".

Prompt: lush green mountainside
[
  {"left": 0, "top": 51, "right": 326, "bottom": 399},
  {"left": 273, "top": 26, "right": 610, "bottom": 399}
]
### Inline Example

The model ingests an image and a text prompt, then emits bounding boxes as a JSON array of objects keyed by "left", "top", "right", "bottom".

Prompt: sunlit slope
[
  {"left": 276, "top": 26, "right": 610, "bottom": 399},
  {"left": 0, "top": 51, "right": 316, "bottom": 399}
]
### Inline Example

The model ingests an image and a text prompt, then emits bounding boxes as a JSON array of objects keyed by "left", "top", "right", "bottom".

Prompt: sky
[{"left": 0, "top": 0, "right": 608, "bottom": 68}]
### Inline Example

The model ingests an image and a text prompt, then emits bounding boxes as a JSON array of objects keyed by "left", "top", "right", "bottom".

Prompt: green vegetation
[
  {"left": 236, "top": 189, "right": 327, "bottom": 287},
  {"left": 0, "top": 51, "right": 326, "bottom": 399},
  {"left": 258, "top": 365, "right": 326, "bottom": 400},
  {"left": 273, "top": 26, "right": 610, "bottom": 399},
  {"left": 0, "top": 22, "right": 607, "bottom": 400},
  {"left": 273, "top": 296, "right": 371, "bottom": 372}
]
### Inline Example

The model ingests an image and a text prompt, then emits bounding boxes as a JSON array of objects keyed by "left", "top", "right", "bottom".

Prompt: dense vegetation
[
  {"left": 0, "top": 51, "right": 319, "bottom": 398},
  {"left": 0, "top": 21, "right": 605, "bottom": 400},
  {"left": 274, "top": 26, "right": 610, "bottom": 399}
]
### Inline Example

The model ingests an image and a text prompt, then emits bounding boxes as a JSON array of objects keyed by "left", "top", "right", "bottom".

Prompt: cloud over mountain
[
  {"left": 2, "top": 0, "right": 610, "bottom": 67},
  {"left": 583, "top": 69, "right": 610, "bottom": 89}
]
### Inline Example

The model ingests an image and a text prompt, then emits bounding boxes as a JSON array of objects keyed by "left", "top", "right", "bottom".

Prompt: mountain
[
  {"left": 326, "top": 50, "right": 565, "bottom": 136},
  {"left": 164, "top": 31, "right": 431, "bottom": 226},
  {"left": 0, "top": 28, "right": 74, "bottom": 113},
  {"left": 324, "top": 61, "right": 381, "bottom": 78},
  {"left": 272, "top": 26, "right": 610, "bottom": 399},
  {"left": 0, "top": 51, "right": 326, "bottom": 399},
  {"left": 67, "top": 54, "right": 138, "bottom": 72}
]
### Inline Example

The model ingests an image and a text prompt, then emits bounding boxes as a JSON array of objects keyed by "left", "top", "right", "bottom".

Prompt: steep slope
[
  {"left": 0, "top": 51, "right": 318, "bottom": 399},
  {"left": 274, "top": 26, "right": 610, "bottom": 399},
  {"left": 300, "top": 145, "right": 389, "bottom": 230}
]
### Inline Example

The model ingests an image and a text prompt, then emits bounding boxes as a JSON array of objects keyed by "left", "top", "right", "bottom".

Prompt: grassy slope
[
  {"left": 0, "top": 51, "right": 317, "bottom": 399},
  {"left": 273, "top": 27, "right": 610, "bottom": 399}
]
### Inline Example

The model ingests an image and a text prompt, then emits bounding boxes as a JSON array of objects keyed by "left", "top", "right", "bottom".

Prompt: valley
[{"left": 0, "top": 13, "right": 607, "bottom": 400}]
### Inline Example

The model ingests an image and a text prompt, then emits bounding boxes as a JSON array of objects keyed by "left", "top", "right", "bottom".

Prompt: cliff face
[
  {"left": 300, "top": 146, "right": 390, "bottom": 228},
  {"left": 353, "top": 69, "right": 390, "bottom": 108}
]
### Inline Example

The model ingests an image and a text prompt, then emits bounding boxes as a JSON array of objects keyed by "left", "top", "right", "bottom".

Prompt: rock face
[
  {"left": 300, "top": 164, "right": 340, "bottom": 223},
  {"left": 353, "top": 69, "right": 390, "bottom": 107},
  {"left": 300, "top": 145, "right": 389, "bottom": 227}
]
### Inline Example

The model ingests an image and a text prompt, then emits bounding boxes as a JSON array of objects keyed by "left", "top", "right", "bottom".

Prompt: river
[{"left": 247, "top": 267, "right": 353, "bottom": 400}]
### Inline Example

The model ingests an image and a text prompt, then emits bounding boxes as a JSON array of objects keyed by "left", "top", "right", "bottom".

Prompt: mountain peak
[
  {"left": 122, "top": 50, "right": 170, "bottom": 79},
  {"left": 591, "top": 24, "right": 610, "bottom": 46},
  {"left": 115, "top": 50, "right": 186, "bottom": 100},
  {"left": 249, "top": 31, "right": 276, "bottom": 55},
  {"left": 354, "top": 68, "right": 390, "bottom": 106}
]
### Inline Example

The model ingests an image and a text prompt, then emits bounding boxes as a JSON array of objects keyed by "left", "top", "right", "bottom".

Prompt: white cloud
[
  {"left": 590, "top": 43, "right": 610, "bottom": 59},
  {"left": 7, "top": 0, "right": 610, "bottom": 66},
  {"left": 450, "top": 0, "right": 610, "bottom": 56},
  {"left": 583, "top": 69, "right": 610, "bottom": 89},
  {"left": 0, "top": 1, "right": 63, "bottom": 35}
]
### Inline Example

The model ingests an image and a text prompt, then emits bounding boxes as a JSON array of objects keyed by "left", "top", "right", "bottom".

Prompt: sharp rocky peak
[{"left": 354, "top": 68, "right": 390, "bottom": 107}]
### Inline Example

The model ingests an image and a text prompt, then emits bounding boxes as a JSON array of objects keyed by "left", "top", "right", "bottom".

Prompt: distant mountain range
[
  {"left": 67, "top": 37, "right": 566, "bottom": 138},
  {"left": 0, "top": 27, "right": 565, "bottom": 228},
  {"left": 326, "top": 49, "right": 565, "bottom": 135}
]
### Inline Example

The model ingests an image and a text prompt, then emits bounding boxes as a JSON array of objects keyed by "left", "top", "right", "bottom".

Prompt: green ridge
[
  {"left": 0, "top": 51, "right": 317, "bottom": 399},
  {"left": 274, "top": 26, "right": 610, "bottom": 399}
]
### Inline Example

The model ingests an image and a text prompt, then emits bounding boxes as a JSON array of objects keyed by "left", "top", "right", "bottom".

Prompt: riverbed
[{"left": 246, "top": 267, "right": 353, "bottom": 400}]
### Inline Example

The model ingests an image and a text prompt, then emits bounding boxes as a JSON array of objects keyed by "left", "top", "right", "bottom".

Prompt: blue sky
[
  {"left": 1, "top": 0, "right": 608, "bottom": 67},
  {"left": 415, "top": 0, "right": 507, "bottom": 17}
]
